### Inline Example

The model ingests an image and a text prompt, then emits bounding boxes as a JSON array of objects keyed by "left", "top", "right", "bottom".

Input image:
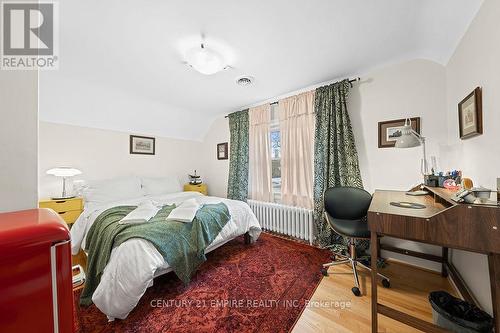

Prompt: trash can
[{"left": 429, "top": 291, "right": 493, "bottom": 333}]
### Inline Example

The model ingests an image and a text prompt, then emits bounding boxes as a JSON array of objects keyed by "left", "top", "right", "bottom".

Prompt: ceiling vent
[{"left": 236, "top": 76, "right": 254, "bottom": 86}]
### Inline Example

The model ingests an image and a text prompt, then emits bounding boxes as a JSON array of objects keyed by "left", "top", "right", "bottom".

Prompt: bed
[{"left": 70, "top": 176, "right": 261, "bottom": 320}]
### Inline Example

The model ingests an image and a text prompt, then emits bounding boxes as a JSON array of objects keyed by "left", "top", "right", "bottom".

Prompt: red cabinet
[{"left": 0, "top": 209, "right": 73, "bottom": 333}]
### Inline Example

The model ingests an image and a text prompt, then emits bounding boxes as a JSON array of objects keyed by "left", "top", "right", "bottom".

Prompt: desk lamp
[
  {"left": 46, "top": 167, "right": 82, "bottom": 199},
  {"left": 394, "top": 118, "right": 430, "bottom": 176}
]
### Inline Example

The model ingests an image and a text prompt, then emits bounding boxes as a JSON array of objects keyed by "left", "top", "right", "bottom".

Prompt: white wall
[
  {"left": 441, "top": 0, "right": 499, "bottom": 315},
  {"left": 201, "top": 118, "right": 230, "bottom": 198},
  {"left": 0, "top": 70, "right": 38, "bottom": 212},
  {"left": 350, "top": 59, "right": 447, "bottom": 192},
  {"left": 38, "top": 122, "right": 204, "bottom": 199}
]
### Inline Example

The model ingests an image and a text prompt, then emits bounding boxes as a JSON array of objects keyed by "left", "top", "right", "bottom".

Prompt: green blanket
[{"left": 80, "top": 203, "right": 230, "bottom": 306}]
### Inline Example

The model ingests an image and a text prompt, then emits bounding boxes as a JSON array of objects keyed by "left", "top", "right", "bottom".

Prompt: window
[{"left": 270, "top": 104, "right": 281, "bottom": 203}]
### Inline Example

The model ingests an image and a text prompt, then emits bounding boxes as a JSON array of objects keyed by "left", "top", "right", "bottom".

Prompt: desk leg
[
  {"left": 377, "top": 238, "right": 381, "bottom": 258},
  {"left": 441, "top": 247, "right": 448, "bottom": 277},
  {"left": 371, "top": 231, "right": 378, "bottom": 333},
  {"left": 488, "top": 254, "right": 500, "bottom": 332}
]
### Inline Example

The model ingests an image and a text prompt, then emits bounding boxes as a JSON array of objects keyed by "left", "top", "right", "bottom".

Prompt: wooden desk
[{"left": 368, "top": 187, "right": 500, "bottom": 332}]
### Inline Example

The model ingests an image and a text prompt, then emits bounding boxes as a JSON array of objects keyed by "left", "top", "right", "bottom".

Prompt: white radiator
[{"left": 247, "top": 200, "right": 314, "bottom": 245}]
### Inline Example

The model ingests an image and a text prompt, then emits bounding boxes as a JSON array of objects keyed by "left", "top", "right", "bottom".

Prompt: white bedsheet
[{"left": 70, "top": 192, "right": 261, "bottom": 320}]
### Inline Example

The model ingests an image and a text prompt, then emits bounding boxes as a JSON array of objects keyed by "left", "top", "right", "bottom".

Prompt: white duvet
[{"left": 70, "top": 192, "right": 261, "bottom": 320}]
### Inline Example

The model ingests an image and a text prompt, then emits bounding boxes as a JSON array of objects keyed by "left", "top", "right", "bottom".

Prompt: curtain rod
[{"left": 225, "top": 77, "right": 361, "bottom": 118}]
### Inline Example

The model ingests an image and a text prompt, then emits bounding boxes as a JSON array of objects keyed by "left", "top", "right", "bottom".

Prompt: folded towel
[
  {"left": 166, "top": 198, "right": 200, "bottom": 223},
  {"left": 119, "top": 200, "right": 161, "bottom": 224}
]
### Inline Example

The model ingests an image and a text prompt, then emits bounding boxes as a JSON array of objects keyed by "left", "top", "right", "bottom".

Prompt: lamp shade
[
  {"left": 395, "top": 124, "right": 421, "bottom": 148},
  {"left": 46, "top": 167, "right": 82, "bottom": 177}
]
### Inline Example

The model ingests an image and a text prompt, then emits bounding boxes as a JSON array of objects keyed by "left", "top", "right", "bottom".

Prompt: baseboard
[
  {"left": 261, "top": 230, "right": 322, "bottom": 248},
  {"left": 384, "top": 257, "right": 442, "bottom": 275}
]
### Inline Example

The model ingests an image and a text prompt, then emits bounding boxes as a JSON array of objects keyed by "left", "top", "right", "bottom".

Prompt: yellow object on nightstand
[
  {"left": 184, "top": 183, "right": 208, "bottom": 195},
  {"left": 39, "top": 197, "right": 84, "bottom": 225}
]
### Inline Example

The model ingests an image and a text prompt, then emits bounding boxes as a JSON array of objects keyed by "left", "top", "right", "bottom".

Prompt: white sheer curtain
[
  {"left": 278, "top": 91, "right": 315, "bottom": 209},
  {"left": 249, "top": 104, "right": 272, "bottom": 202}
]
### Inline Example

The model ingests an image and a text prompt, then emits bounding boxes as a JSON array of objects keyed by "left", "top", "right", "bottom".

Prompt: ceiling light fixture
[{"left": 185, "top": 43, "right": 227, "bottom": 75}]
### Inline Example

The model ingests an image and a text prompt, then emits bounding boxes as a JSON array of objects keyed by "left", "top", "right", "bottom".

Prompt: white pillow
[
  {"left": 141, "top": 176, "right": 182, "bottom": 196},
  {"left": 83, "top": 176, "right": 144, "bottom": 204}
]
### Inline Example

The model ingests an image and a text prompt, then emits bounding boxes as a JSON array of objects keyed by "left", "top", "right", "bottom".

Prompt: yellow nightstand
[
  {"left": 39, "top": 197, "right": 84, "bottom": 225},
  {"left": 183, "top": 183, "right": 208, "bottom": 195},
  {"left": 39, "top": 197, "right": 87, "bottom": 279}
]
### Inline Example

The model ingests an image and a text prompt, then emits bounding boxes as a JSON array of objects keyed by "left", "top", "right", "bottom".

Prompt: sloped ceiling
[{"left": 39, "top": 0, "right": 483, "bottom": 141}]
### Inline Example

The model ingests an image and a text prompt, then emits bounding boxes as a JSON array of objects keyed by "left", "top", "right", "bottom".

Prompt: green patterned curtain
[
  {"left": 227, "top": 110, "right": 250, "bottom": 201},
  {"left": 313, "top": 80, "right": 364, "bottom": 249}
]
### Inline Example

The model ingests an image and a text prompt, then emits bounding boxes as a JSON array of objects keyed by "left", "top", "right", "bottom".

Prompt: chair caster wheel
[
  {"left": 352, "top": 287, "right": 361, "bottom": 297},
  {"left": 321, "top": 268, "right": 329, "bottom": 276},
  {"left": 382, "top": 279, "right": 390, "bottom": 288}
]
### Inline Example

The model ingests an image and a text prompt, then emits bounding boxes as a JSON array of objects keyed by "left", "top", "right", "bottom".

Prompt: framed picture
[
  {"left": 378, "top": 117, "right": 421, "bottom": 148},
  {"left": 130, "top": 135, "right": 155, "bottom": 155},
  {"left": 217, "top": 142, "right": 228, "bottom": 160},
  {"left": 458, "top": 87, "right": 482, "bottom": 139}
]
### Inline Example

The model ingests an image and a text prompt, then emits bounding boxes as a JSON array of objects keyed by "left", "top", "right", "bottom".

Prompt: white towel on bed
[
  {"left": 166, "top": 198, "right": 200, "bottom": 223},
  {"left": 119, "top": 200, "right": 161, "bottom": 224}
]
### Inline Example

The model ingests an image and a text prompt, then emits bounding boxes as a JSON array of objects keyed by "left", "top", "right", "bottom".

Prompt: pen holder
[{"left": 425, "top": 175, "right": 439, "bottom": 187}]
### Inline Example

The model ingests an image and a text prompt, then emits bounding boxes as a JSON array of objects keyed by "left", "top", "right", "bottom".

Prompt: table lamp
[
  {"left": 394, "top": 118, "right": 430, "bottom": 176},
  {"left": 46, "top": 167, "right": 82, "bottom": 199}
]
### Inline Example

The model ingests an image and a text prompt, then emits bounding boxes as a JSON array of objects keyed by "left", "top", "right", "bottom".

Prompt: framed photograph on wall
[
  {"left": 217, "top": 142, "right": 228, "bottom": 160},
  {"left": 130, "top": 135, "right": 155, "bottom": 155},
  {"left": 458, "top": 87, "right": 482, "bottom": 139},
  {"left": 378, "top": 117, "right": 421, "bottom": 148}
]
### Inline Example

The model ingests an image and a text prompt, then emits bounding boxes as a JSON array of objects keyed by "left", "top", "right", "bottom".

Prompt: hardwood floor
[
  {"left": 72, "top": 249, "right": 87, "bottom": 271},
  {"left": 292, "top": 259, "right": 458, "bottom": 333}
]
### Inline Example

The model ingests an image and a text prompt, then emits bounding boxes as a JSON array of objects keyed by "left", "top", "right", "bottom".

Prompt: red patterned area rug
[{"left": 74, "top": 233, "right": 330, "bottom": 333}]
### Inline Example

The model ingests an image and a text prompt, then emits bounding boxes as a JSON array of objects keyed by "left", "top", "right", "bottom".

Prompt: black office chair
[{"left": 321, "top": 186, "right": 390, "bottom": 296}]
